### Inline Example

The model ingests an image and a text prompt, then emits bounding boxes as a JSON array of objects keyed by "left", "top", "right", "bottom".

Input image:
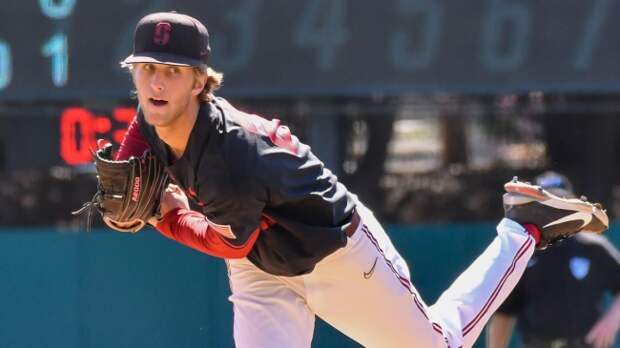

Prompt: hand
[
  {"left": 585, "top": 312, "right": 620, "bottom": 348},
  {"left": 150, "top": 184, "right": 190, "bottom": 226},
  {"left": 161, "top": 183, "right": 190, "bottom": 214}
]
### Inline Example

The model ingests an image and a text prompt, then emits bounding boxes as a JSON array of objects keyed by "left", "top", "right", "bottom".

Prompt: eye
[
  {"left": 169, "top": 66, "right": 180, "bottom": 74},
  {"left": 143, "top": 63, "right": 154, "bottom": 72}
]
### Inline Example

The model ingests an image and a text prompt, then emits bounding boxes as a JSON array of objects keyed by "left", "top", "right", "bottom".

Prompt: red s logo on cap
[{"left": 153, "top": 22, "right": 172, "bottom": 45}]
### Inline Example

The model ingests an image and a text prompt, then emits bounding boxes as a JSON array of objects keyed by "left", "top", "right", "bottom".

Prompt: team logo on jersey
[
  {"left": 569, "top": 257, "right": 590, "bottom": 280},
  {"left": 153, "top": 22, "right": 172, "bottom": 45},
  {"left": 243, "top": 115, "right": 300, "bottom": 155}
]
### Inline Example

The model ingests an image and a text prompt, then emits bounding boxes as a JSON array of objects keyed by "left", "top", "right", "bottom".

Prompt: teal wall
[{"left": 1, "top": 224, "right": 618, "bottom": 348}]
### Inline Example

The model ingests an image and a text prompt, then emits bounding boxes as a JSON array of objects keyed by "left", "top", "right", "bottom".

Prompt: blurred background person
[{"left": 486, "top": 172, "right": 620, "bottom": 348}]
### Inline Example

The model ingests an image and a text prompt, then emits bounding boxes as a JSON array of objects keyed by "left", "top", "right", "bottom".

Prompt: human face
[{"left": 132, "top": 63, "right": 202, "bottom": 128}]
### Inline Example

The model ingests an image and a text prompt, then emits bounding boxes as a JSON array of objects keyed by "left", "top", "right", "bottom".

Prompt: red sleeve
[
  {"left": 155, "top": 208, "right": 261, "bottom": 259},
  {"left": 115, "top": 116, "right": 150, "bottom": 160}
]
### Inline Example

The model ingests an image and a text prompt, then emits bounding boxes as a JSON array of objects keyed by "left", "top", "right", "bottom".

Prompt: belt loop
[{"left": 345, "top": 209, "right": 361, "bottom": 238}]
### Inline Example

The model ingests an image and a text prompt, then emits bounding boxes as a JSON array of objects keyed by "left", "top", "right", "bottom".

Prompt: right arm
[
  {"left": 153, "top": 184, "right": 266, "bottom": 259},
  {"left": 486, "top": 313, "right": 516, "bottom": 348},
  {"left": 156, "top": 207, "right": 263, "bottom": 259}
]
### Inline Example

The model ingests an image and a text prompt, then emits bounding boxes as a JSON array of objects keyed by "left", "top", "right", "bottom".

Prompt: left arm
[
  {"left": 585, "top": 293, "right": 620, "bottom": 348},
  {"left": 486, "top": 313, "right": 516, "bottom": 348},
  {"left": 586, "top": 236, "right": 620, "bottom": 348}
]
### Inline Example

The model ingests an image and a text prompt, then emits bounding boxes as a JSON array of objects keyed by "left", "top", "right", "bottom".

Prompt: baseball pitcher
[{"left": 77, "top": 12, "right": 609, "bottom": 348}]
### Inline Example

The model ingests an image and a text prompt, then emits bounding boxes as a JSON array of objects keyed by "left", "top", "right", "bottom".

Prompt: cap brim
[{"left": 122, "top": 52, "right": 203, "bottom": 67}]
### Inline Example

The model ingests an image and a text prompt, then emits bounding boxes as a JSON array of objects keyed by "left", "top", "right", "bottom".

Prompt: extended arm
[
  {"left": 486, "top": 313, "right": 516, "bottom": 348},
  {"left": 585, "top": 293, "right": 620, "bottom": 348}
]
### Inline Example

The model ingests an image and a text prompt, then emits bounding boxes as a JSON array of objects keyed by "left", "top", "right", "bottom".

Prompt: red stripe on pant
[
  {"left": 462, "top": 238, "right": 533, "bottom": 336},
  {"left": 361, "top": 225, "right": 450, "bottom": 346}
]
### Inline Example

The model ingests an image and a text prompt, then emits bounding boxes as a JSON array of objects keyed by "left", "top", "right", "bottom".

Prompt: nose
[{"left": 150, "top": 71, "right": 165, "bottom": 92}]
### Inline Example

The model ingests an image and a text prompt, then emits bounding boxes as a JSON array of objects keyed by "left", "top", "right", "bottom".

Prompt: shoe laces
[{"left": 71, "top": 191, "right": 102, "bottom": 232}]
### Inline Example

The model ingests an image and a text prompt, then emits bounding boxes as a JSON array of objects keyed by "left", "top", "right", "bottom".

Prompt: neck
[{"left": 155, "top": 98, "right": 200, "bottom": 160}]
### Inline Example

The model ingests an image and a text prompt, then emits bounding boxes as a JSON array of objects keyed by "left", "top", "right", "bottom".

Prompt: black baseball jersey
[
  {"left": 137, "top": 97, "right": 357, "bottom": 276},
  {"left": 497, "top": 233, "right": 620, "bottom": 339}
]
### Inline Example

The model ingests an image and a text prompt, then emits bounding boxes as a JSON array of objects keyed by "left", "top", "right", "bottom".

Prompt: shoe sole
[{"left": 504, "top": 181, "right": 609, "bottom": 232}]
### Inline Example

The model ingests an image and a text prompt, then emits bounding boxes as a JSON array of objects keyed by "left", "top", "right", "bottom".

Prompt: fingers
[
  {"left": 592, "top": 335, "right": 611, "bottom": 348},
  {"left": 586, "top": 325, "right": 599, "bottom": 346},
  {"left": 166, "top": 184, "right": 188, "bottom": 199},
  {"left": 160, "top": 183, "right": 190, "bottom": 214},
  {"left": 165, "top": 183, "right": 182, "bottom": 192},
  {"left": 586, "top": 325, "right": 600, "bottom": 346},
  {"left": 586, "top": 326, "right": 613, "bottom": 348}
]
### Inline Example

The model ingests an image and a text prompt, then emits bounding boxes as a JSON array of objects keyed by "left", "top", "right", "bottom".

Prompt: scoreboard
[
  {"left": 0, "top": 1, "right": 618, "bottom": 226},
  {"left": 1, "top": 104, "right": 134, "bottom": 169},
  {"left": 2, "top": 0, "right": 620, "bottom": 101},
  {"left": 2, "top": 0, "right": 620, "bottom": 169}
]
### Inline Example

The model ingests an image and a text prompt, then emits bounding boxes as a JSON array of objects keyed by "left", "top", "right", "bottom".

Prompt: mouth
[{"left": 149, "top": 97, "right": 168, "bottom": 107}]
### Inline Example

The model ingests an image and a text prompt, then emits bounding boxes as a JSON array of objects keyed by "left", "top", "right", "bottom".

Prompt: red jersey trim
[
  {"left": 115, "top": 116, "right": 150, "bottom": 160},
  {"left": 155, "top": 208, "right": 273, "bottom": 259}
]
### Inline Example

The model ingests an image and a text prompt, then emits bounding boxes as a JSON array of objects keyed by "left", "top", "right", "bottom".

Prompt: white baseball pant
[{"left": 226, "top": 202, "right": 535, "bottom": 348}]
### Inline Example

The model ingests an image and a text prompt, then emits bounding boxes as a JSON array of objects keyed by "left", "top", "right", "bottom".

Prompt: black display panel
[{"left": 1, "top": 0, "right": 620, "bottom": 101}]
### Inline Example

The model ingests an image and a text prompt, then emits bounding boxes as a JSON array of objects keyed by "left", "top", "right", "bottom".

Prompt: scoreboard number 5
[
  {"left": 38, "top": 0, "right": 76, "bottom": 20},
  {"left": 0, "top": 41, "right": 11, "bottom": 90}
]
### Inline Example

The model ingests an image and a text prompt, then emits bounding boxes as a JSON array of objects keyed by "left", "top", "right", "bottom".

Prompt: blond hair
[{"left": 193, "top": 64, "right": 224, "bottom": 102}]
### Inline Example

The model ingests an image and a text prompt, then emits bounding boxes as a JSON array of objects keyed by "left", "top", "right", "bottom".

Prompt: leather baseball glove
[{"left": 73, "top": 143, "right": 169, "bottom": 232}]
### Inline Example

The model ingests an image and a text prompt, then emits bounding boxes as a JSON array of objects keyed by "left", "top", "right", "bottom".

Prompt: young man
[{"left": 114, "top": 12, "right": 608, "bottom": 348}]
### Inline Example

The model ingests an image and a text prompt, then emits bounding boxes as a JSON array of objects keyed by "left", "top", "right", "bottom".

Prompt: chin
[{"left": 143, "top": 110, "right": 169, "bottom": 127}]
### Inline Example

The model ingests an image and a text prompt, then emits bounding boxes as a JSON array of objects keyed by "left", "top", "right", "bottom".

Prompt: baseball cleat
[{"left": 503, "top": 177, "right": 609, "bottom": 249}]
